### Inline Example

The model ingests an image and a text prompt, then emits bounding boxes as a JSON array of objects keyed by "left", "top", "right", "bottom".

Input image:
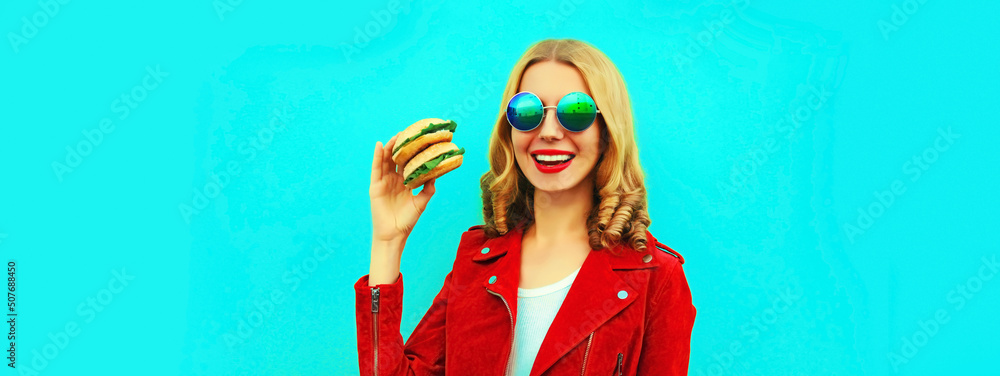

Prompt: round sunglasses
[{"left": 505, "top": 91, "right": 601, "bottom": 132}]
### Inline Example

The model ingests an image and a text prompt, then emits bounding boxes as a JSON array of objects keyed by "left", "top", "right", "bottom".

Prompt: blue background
[{"left": 2, "top": 0, "right": 998, "bottom": 375}]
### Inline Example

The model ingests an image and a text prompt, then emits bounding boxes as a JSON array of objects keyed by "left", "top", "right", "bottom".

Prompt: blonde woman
[{"left": 357, "top": 38, "right": 696, "bottom": 375}]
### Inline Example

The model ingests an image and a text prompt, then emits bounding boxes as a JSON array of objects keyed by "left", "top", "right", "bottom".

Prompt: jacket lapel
[
  {"left": 528, "top": 247, "right": 639, "bottom": 375},
  {"left": 474, "top": 227, "right": 662, "bottom": 376},
  {"left": 475, "top": 226, "right": 523, "bottom": 334}
]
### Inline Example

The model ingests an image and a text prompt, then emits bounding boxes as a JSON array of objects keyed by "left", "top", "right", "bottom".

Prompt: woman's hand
[
  {"left": 369, "top": 133, "right": 437, "bottom": 244},
  {"left": 368, "top": 134, "right": 436, "bottom": 285}
]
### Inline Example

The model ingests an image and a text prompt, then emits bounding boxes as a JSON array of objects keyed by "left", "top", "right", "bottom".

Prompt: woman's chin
[
  {"left": 532, "top": 184, "right": 568, "bottom": 194},
  {"left": 527, "top": 174, "right": 582, "bottom": 194},
  {"left": 518, "top": 159, "right": 593, "bottom": 194}
]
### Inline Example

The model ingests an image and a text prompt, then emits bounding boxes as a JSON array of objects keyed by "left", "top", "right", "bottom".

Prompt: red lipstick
[{"left": 530, "top": 149, "right": 575, "bottom": 174}]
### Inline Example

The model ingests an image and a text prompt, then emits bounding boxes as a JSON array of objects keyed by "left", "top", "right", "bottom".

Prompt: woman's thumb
[{"left": 414, "top": 179, "right": 436, "bottom": 209}]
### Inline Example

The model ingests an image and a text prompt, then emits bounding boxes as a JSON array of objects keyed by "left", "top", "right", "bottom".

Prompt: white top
[{"left": 505, "top": 266, "right": 582, "bottom": 376}]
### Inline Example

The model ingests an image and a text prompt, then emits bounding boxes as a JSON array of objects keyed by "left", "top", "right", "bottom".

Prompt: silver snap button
[
  {"left": 617, "top": 290, "right": 628, "bottom": 299},
  {"left": 642, "top": 254, "right": 652, "bottom": 263},
  {"left": 489, "top": 276, "right": 497, "bottom": 284},
  {"left": 481, "top": 247, "right": 490, "bottom": 254}
]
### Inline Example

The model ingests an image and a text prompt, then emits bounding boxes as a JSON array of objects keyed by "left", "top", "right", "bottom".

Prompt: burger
[{"left": 392, "top": 118, "right": 465, "bottom": 190}]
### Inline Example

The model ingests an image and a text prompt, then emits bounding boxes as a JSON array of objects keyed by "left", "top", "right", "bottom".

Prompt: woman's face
[{"left": 511, "top": 61, "right": 603, "bottom": 194}]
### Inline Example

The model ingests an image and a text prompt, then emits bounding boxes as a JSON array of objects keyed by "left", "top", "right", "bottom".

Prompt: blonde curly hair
[{"left": 480, "top": 38, "right": 652, "bottom": 253}]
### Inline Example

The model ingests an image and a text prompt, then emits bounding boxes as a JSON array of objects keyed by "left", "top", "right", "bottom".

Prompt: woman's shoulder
[
  {"left": 452, "top": 223, "right": 529, "bottom": 264},
  {"left": 642, "top": 231, "right": 688, "bottom": 286},
  {"left": 443, "top": 224, "right": 511, "bottom": 283},
  {"left": 601, "top": 230, "right": 689, "bottom": 295},
  {"left": 452, "top": 224, "right": 493, "bottom": 259},
  {"left": 646, "top": 239, "right": 688, "bottom": 286},
  {"left": 458, "top": 224, "right": 488, "bottom": 246},
  {"left": 463, "top": 224, "right": 486, "bottom": 233},
  {"left": 647, "top": 236, "right": 685, "bottom": 266},
  {"left": 615, "top": 231, "right": 693, "bottom": 309},
  {"left": 454, "top": 224, "right": 687, "bottom": 269},
  {"left": 605, "top": 229, "right": 686, "bottom": 269}
]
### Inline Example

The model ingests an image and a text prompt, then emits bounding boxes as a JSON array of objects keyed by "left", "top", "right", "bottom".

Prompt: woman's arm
[
  {"left": 354, "top": 267, "right": 452, "bottom": 375},
  {"left": 359, "top": 132, "right": 447, "bottom": 374},
  {"left": 635, "top": 261, "right": 697, "bottom": 375},
  {"left": 369, "top": 238, "right": 406, "bottom": 286}
]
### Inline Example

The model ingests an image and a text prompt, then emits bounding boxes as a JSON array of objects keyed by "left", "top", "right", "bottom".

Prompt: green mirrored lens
[
  {"left": 557, "top": 92, "right": 598, "bottom": 132},
  {"left": 506, "top": 92, "right": 544, "bottom": 131}
]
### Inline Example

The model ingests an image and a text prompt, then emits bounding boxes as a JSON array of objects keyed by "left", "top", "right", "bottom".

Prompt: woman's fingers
[
  {"left": 382, "top": 134, "right": 398, "bottom": 177},
  {"left": 371, "top": 141, "right": 382, "bottom": 184},
  {"left": 386, "top": 133, "right": 397, "bottom": 152}
]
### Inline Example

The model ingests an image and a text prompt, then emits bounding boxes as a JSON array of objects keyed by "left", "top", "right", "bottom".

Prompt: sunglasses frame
[{"left": 505, "top": 91, "right": 602, "bottom": 133}]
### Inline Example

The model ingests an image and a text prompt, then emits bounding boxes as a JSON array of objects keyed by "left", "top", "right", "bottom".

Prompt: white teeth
[{"left": 534, "top": 154, "right": 573, "bottom": 162}]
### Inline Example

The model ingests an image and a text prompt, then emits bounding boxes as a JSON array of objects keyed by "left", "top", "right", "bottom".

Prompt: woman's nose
[{"left": 537, "top": 108, "right": 563, "bottom": 140}]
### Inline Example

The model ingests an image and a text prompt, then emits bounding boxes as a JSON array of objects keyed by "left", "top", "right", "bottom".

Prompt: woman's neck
[{"left": 525, "top": 177, "right": 594, "bottom": 248}]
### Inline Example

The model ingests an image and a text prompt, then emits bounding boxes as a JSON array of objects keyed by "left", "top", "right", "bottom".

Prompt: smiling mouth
[{"left": 532, "top": 154, "right": 576, "bottom": 166}]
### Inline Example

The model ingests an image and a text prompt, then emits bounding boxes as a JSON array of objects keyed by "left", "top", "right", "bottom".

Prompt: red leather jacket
[{"left": 354, "top": 224, "right": 696, "bottom": 375}]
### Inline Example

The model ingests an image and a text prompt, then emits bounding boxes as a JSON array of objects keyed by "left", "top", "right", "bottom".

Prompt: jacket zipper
[
  {"left": 614, "top": 352, "right": 623, "bottom": 376},
  {"left": 579, "top": 332, "right": 594, "bottom": 376},
  {"left": 486, "top": 288, "right": 513, "bottom": 376},
  {"left": 371, "top": 287, "right": 380, "bottom": 376}
]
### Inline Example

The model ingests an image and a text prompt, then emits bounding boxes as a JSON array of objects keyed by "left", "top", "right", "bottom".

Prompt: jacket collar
[
  {"left": 471, "top": 226, "right": 668, "bottom": 269},
  {"left": 472, "top": 226, "right": 668, "bottom": 376}
]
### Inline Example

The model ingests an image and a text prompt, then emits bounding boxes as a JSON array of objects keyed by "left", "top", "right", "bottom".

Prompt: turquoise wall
[{"left": 2, "top": 0, "right": 997, "bottom": 374}]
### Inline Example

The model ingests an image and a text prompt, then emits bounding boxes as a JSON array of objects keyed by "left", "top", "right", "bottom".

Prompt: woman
[{"left": 356, "top": 39, "right": 696, "bottom": 376}]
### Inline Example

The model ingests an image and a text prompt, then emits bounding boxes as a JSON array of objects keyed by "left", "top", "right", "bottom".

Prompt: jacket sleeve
[
  {"left": 636, "top": 261, "right": 697, "bottom": 375},
  {"left": 354, "top": 271, "right": 452, "bottom": 375}
]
